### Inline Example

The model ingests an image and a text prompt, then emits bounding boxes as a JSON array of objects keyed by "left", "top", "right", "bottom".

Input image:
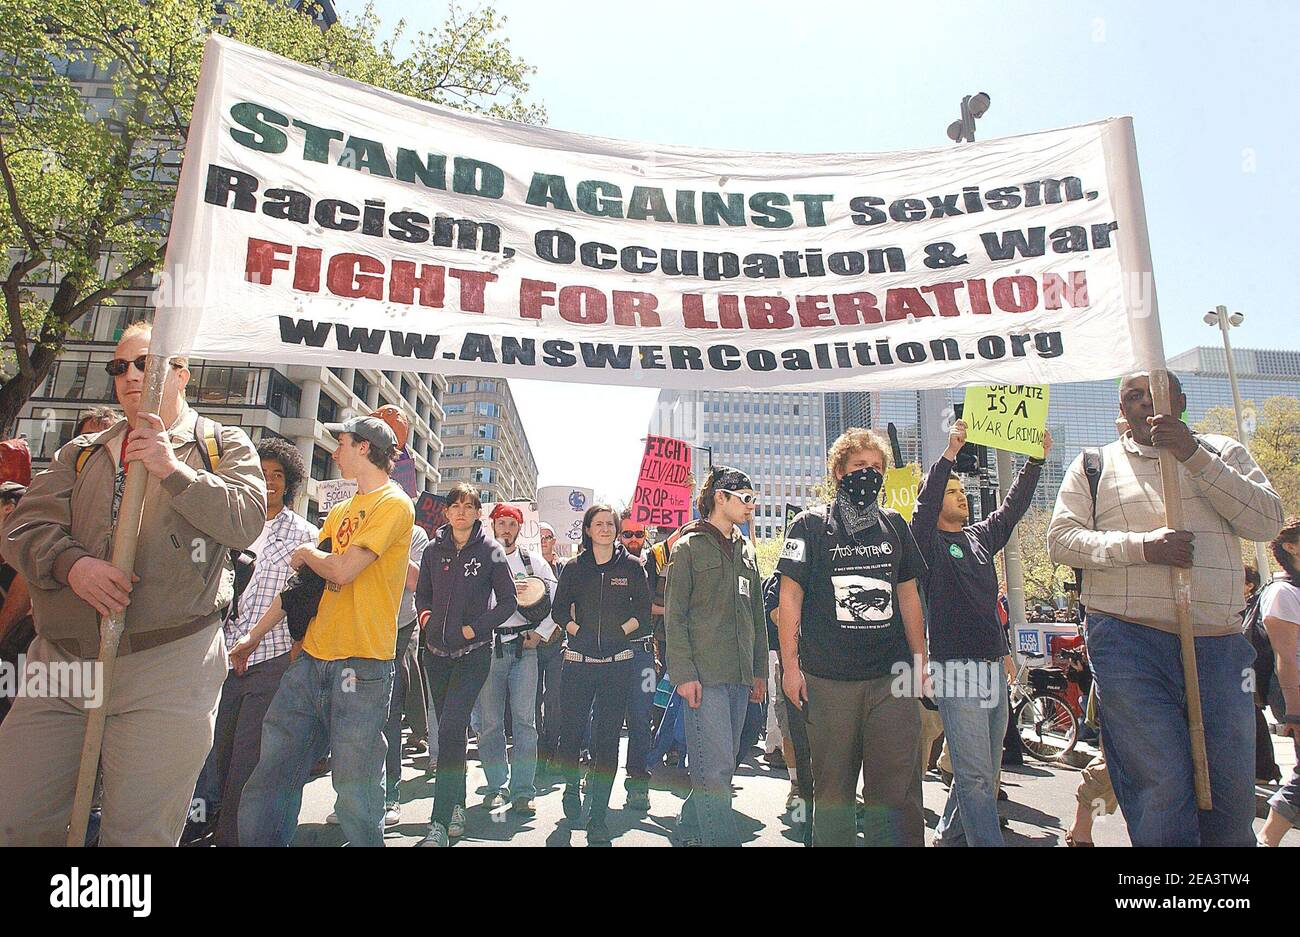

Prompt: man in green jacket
[{"left": 666, "top": 465, "right": 767, "bottom": 847}]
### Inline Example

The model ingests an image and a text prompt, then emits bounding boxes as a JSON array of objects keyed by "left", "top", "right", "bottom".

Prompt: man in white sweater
[{"left": 1048, "top": 371, "right": 1283, "bottom": 846}]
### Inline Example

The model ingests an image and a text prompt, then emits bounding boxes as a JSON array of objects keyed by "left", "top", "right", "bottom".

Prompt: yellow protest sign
[
  {"left": 961, "top": 384, "right": 1050, "bottom": 458},
  {"left": 882, "top": 464, "right": 921, "bottom": 522}
]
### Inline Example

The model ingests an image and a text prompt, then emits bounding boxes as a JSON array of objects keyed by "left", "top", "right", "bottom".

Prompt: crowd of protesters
[{"left": 0, "top": 322, "right": 1294, "bottom": 847}]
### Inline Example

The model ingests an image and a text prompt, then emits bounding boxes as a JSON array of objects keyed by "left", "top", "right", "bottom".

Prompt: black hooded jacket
[
  {"left": 417, "top": 520, "right": 517, "bottom": 655},
  {"left": 551, "top": 544, "right": 652, "bottom": 658}
]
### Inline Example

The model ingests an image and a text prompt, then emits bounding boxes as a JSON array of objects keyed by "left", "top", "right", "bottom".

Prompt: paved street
[{"left": 289, "top": 731, "right": 1300, "bottom": 847}]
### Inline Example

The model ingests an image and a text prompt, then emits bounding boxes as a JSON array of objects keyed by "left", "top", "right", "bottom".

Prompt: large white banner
[{"left": 153, "top": 36, "right": 1164, "bottom": 391}]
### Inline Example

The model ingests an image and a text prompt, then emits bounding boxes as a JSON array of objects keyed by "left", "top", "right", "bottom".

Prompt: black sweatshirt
[
  {"left": 551, "top": 544, "right": 652, "bottom": 658},
  {"left": 417, "top": 520, "right": 517, "bottom": 655},
  {"left": 910, "top": 455, "right": 1041, "bottom": 662}
]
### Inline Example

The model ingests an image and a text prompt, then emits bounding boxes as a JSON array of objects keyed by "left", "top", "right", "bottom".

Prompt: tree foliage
[
  {"left": 1195, "top": 396, "right": 1300, "bottom": 523},
  {"left": 0, "top": 0, "right": 542, "bottom": 430}
]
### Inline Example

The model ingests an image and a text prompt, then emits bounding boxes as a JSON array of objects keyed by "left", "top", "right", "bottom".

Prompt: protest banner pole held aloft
[{"left": 1103, "top": 117, "right": 1211, "bottom": 810}]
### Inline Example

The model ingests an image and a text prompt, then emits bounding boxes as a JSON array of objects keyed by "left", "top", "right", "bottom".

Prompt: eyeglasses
[
  {"left": 105, "top": 356, "right": 184, "bottom": 376},
  {"left": 620, "top": 530, "right": 647, "bottom": 539},
  {"left": 717, "top": 490, "right": 757, "bottom": 505}
]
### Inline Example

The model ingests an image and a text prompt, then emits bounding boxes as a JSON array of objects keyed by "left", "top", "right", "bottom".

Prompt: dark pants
[
  {"left": 423, "top": 645, "right": 492, "bottom": 828},
  {"left": 779, "top": 663, "right": 815, "bottom": 846},
  {"left": 194, "top": 651, "right": 292, "bottom": 847},
  {"left": 536, "top": 639, "right": 565, "bottom": 764},
  {"left": 624, "top": 640, "right": 656, "bottom": 789},
  {"left": 558, "top": 658, "right": 631, "bottom": 821},
  {"left": 384, "top": 620, "right": 419, "bottom": 803}
]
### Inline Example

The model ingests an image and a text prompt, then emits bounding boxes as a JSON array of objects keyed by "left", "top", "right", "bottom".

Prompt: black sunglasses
[
  {"left": 620, "top": 529, "right": 647, "bottom": 539},
  {"left": 105, "top": 356, "right": 183, "bottom": 376}
]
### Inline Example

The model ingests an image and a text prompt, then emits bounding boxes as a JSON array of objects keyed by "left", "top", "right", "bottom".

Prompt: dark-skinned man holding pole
[{"left": 1048, "top": 371, "right": 1282, "bottom": 846}]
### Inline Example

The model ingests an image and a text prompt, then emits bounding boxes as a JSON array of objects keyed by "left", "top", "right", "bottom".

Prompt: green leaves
[{"left": 0, "top": 0, "right": 542, "bottom": 421}]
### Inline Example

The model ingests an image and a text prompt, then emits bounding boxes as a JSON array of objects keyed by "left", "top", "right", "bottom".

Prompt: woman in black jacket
[
  {"left": 415, "top": 483, "right": 516, "bottom": 847},
  {"left": 551, "top": 504, "right": 651, "bottom": 845}
]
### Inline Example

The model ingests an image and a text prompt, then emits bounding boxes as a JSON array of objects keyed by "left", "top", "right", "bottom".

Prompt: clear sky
[{"left": 336, "top": 0, "right": 1299, "bottom": 503}]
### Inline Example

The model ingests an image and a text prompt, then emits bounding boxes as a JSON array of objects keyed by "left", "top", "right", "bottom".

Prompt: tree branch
[
  {"left": 64, "top": 250, "right": 162, "bottom": 321},
  {"left": 0, "top": 137, "right": 45, "bottom": 255}
]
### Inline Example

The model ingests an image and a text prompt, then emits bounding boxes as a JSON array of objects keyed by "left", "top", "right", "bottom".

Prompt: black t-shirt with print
[{"left": 776, "top": 504, "right": 923, "bottom": 681}]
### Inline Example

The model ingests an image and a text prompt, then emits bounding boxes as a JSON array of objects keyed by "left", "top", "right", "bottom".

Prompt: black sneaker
[{"left": 587, "top": 816, "right": 611, "bottom": 846}]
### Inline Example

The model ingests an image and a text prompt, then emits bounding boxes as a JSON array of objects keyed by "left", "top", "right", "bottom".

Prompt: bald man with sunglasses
[{"left": 0, "top": 321, "right": 266, "bottom": 846}]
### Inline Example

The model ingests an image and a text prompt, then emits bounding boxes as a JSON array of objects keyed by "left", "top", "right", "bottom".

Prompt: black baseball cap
[{"left": 323, "top": 416, "right": 397, "bottom": 452}]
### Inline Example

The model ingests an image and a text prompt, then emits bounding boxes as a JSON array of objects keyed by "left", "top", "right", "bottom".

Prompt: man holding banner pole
[{"left": 1048, "top": 372, "right": 1281, "bottom": 845}]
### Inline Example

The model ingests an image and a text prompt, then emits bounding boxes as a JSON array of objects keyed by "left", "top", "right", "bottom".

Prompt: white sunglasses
[{"left": 717, "top": 489, "right": 757, "bottom": 505}]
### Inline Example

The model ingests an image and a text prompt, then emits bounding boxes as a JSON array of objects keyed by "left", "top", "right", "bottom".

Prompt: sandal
[{"left": 1065, "top": 831, "right": 1094, "bottom": 847}]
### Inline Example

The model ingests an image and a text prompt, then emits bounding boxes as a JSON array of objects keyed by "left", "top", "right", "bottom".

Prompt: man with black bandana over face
[
  {"left": 777, "top": 428, "right": 927, "bottom": 847},
  {"left": 912, "top": 419, "right": 1052, "bottom": 846}
]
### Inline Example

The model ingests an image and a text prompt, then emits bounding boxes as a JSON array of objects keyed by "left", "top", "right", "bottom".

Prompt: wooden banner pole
[
  {"left": 66, "top": 353, "right": 170, "bottom": 846},
  {"left": 1104, "top": 118, "right": 1210, "bottom": 810}
]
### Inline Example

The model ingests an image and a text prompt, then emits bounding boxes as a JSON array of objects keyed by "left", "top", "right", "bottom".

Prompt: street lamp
[{"left": 1203, "top": 305, "right": 1272, "bottom": 573}]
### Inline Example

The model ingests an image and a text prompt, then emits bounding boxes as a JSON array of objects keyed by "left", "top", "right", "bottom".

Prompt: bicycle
[{"left": 1009, "top": 652, "right": 1080, "bottom": 763}]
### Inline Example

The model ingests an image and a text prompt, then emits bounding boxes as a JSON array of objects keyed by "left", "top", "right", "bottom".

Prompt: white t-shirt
[
  {"left": 1261, "top": 577, "right": 1300, "bottom": 671},
  {"left": 398, "top": 525, "right": 430, "bottom": 627},
  {"left": 492, "top": 546, "right": 558, "bottom": 642}
]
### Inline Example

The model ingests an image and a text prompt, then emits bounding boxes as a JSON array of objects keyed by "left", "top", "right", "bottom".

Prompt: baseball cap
[
  {"left": 369, "top": 405, "right": 410, "bottom": 449},
  {"left": 323, "top": 416, "right": 398, "bottom": 453}
]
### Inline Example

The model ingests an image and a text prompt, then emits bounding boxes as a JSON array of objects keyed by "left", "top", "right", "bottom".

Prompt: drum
[{"left": 516, "top": 575, "right": 552, "bottom": 625}]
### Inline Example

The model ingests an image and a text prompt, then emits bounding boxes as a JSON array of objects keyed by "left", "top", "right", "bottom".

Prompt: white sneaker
[
  {"left": 384, "top": 802, "right": 401, "bottom": 827},
  {"left": 325, "top": 810, "right": 339, "bottom": 825},
  {"left": 448, "top": 804, "right": 467, "bottom": 838},
  {"left": 417, "top": 823, "right": 449, "bottom": 847}
]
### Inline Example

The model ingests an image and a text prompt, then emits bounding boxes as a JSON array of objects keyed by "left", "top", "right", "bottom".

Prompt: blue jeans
[
  {"left": 475, "top": 645, "right": 539, "bottom": 799},
  {"left": 239, "top": 653, "right": 393, "bottom": 847},
  {"left": 678, "top": 683, "right": 749, "bottom": 847},
  {"left": 624, "top": 641, "right": 656, "bottom": 788},
  {"left": 1086, "top": 613, "right": 1256, "bottom": 847},
  {"left": 932, "top": 659, "right": 1007, "bottom": 847}
]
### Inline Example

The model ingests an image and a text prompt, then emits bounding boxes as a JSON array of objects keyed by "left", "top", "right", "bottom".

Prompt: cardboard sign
[
  {"left": 961, "top": 384, "right": 1050, "bottom": 458},
  {"left": 316, "top": 477, "right": 358, "bottom": 516},
  {"left": 481, "top": 499, "right": 542, "bottom": 556},
  {"left": 536, "top": 485, "right": 592, "bottom": 557},
  {"left": 630, "top": 435, "right": 693, "bottom": 529},
  {"left": 390, "top": 446, "right": 418, "bottom": 497},
  {"left": 882, "top": 464, "right": 921, "bottom": 522},
  {"left": 414, "top": 491, "right": 447, "bottom": 538}
]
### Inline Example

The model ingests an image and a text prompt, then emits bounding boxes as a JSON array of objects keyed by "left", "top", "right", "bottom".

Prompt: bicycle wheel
[{"left": 1015, "top": 692, "right": 1079, "bottom": 763}]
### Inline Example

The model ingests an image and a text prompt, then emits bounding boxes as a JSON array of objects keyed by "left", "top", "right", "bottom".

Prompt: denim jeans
[
  {"left": 1086, "top": 613, "right": 1256, "bottom": 847},
  {"left": 678, "top": 683, "right": 750, "bottom": 847},
  {"left": 475, "top": 644, "right": 540, "bottom": 799},
  {"left": 932, "top": 658, "right": 1007, "bottom": 847},
  {"left": 1269, "top": 767, "right": 1300, "bottom": 824},
  {"left": 239, "top": 653, "right": 393, "bottom": 847},
  {"left": 193, "top": 651, "right": 293, "bottom": 846},
  {"left": 624, "top": 641, "right": 657, "bottom": 789}
]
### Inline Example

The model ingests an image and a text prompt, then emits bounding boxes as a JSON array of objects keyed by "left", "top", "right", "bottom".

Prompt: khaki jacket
[
  {"left": 2, "top": 407, "right": 267, "bottom": 658},
  {"left": 665, "top": 520, "right": 767, "bottom": 688}
]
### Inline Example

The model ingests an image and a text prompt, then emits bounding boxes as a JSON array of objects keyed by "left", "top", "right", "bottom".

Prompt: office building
[{"left": 435, "top": 377, "right": 538, "bottom": 504}]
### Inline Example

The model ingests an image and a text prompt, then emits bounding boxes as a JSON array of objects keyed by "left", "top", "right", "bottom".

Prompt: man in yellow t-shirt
[{"left": 239, "top": 409, "right": 414, "bottom": 847}]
